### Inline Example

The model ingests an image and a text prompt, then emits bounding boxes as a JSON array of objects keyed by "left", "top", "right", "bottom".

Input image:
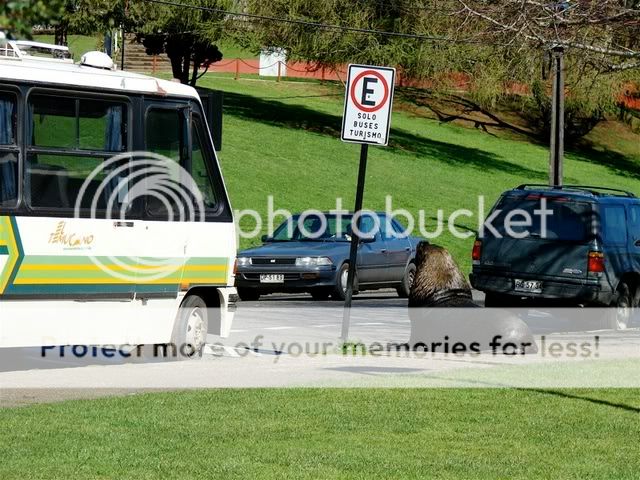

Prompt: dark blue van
[{"left": 470, "top": 184, "right": 640, "bottom": 329}]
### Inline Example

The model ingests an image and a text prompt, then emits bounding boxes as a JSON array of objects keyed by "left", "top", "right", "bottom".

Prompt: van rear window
[{"left": 489, "top": 196, "right": 594, "bottom": 242}]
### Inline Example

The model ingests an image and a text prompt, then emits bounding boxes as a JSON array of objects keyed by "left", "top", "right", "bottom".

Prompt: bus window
[
  {"left": 145, "top": 108, "right": 187, "bottom": 163},
  {"left": 26, "top": 93, "right": 128, "bottom": 210},
  {"left": 191, "top": 115, "right": 217, "bottom": 209},
  {"left": 30, "top": 95, "right": 126, "bottom": 152},
  {"left": 145, "top": 107, "right": 189, "bottom": 218},
  {"left": 0, "top": 92, "right": 18, "bottom": 207}
]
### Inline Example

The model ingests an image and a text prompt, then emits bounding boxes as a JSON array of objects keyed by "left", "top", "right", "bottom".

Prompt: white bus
[{"left": 0, "top": 41, "right": 237, "bottom": 357}]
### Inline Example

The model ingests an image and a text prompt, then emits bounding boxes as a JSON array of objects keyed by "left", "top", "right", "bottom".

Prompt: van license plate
[
  {"left": 260, "top": 274, "right": 284, "bottom": 283},
  {"left": 514, "top": 279, "right": 542, "bottom": 293}
]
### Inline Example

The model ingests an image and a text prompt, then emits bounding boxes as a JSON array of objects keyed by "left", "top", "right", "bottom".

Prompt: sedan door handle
[
  {"left": 405, "top": 247, "right": 411, "bottom": 252},
  {"left": 635, "top": 239, "right": 640, "bottom": 247},
  {"left": 380, "top": 249, "right": 387, "bottom": 254}
]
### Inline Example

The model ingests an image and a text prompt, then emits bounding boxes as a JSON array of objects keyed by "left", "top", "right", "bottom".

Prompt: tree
[
  {"left": 0, "top": 0, "right": 65, "bottom": 38},
  {"left": 236, "top": 0, "right": 640, "bottom": 140},
  {"left": 139, "top": 33, "right": 223, "bottom": 86},
  {"left": 61, "top": 0, "right": 227, "bottom": 86},
  {"left": 133, "top": 0, "right": 228, "bottom": 85}
]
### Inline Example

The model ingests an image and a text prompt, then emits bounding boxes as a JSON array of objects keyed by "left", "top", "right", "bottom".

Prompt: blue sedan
[{"left": 235, "top": 212, "right": 422, "bottom": 301}]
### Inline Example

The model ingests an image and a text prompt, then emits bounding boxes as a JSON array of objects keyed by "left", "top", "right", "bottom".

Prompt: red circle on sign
[{"left": 349, "top": 70, "right": 389, "bottom": 113}]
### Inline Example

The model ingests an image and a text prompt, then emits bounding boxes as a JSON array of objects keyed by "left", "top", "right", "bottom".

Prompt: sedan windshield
[{"left": 271, "top": 215, "right": 354, "bottom": 242}]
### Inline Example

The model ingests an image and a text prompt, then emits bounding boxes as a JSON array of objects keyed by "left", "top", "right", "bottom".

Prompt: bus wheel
[{"left": 172, "top": 295, "right": 208, "bottom": 360}]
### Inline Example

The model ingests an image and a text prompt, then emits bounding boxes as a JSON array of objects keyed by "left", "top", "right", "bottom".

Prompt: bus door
[{"left": 139, "top": 102, "right": 191, "bottom": 298}]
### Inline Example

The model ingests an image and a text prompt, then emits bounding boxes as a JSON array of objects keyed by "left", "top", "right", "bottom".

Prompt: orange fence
[
  {"left": 208, "top": 58, "right": 639, "bottom": 111},
  {"left": 208, "top": 58, "right": 469, "bottom": 89},
  {"left": 209, "top": 58, "right": 345, "bottom": 83}
]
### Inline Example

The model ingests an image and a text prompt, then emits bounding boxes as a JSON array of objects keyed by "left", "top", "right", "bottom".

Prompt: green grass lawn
[
  {"left": 1, "top": 389, "right": 638, "bottom": 478},
  {"left": 197, "top": 76, "right": 640, "bottom": 272},
  {"left": 32, "top": 34, "right": 99, "bottom": 62}
]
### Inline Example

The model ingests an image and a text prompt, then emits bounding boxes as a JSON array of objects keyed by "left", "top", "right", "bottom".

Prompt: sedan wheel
[
  {"left": 311, "top": 288, "right": 332, "bottom": 301},
  {"left": 238, "top": 288, "right": 260, "bottom": 302},
  {"left": 333, "top": 264, "right": 357, "bottom": 301},
  {"left": 397, "top": 263, "right": 416, "bottom": 298}
]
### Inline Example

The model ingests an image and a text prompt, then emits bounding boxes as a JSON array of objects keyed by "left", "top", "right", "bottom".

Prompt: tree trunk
[
  {"left": 190, "top": 62, "right": 199, "bottom": 87},
  {"left": 54, "top": 25, "right": 67, "bottom": 46},
  {"left": 169, "top": 55, "right": 184, "bottom": 82},
  {"left": 181, "top": 53, "right": 191, "bottom": 84}
]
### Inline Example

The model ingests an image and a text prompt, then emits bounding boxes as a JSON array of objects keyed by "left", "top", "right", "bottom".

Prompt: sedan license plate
[
  {"left": 514, "top": 279, "right": 542, "bottom": 293},
  {"left": 260, "top": 274, "right": 284, "bottom": 284}
]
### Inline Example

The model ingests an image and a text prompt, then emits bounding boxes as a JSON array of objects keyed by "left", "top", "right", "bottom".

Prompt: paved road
[{"left": 2, "top": 290, "right": 640, "bottom": 407}]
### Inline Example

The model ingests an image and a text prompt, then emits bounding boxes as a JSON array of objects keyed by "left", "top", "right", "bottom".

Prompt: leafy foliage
[
  {"left": 133, "top": 0, "right": 229, "bottom": 85},
  {"left": 60, "top": 0, "right": 228, "bottom": 86},
  {"left": 236, "top": 0, "right": 640, "bottom": 140},
  {"left": 0, "top": 0, "right": 65, "bottom": 38}
]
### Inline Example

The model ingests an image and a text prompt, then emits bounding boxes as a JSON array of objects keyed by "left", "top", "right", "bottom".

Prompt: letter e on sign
[{"left": 341, "top": 64, "right": 396, "bottom": 146}]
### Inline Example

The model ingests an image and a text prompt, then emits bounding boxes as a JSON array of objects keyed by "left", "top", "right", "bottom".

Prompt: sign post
[
  {"left": 340, "top": 64, "right": 396, "bottom": 342},
  {"left": 549, "top": 46, "right": 565, "bottom": 188}
]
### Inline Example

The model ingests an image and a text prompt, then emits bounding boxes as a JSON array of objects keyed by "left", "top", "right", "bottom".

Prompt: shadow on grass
[
  {"left": 224, "top": 91, "right": 547, "bottom": 180},
  {"left": 569, "top": 144, "right": 640, "bottom": 182},
  {"left": 525, "top": 388, "right": 640, "bottom": 414},
  {"left": 424, "top": 375, "right": 640, "bottom": 413}
]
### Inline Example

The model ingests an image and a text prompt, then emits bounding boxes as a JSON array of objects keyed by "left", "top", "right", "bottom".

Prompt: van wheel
[
  {"left": 397, "top": 263, "right": 416, "bottom": 298},
  {"left": 332, "top": 263, "right": 357, "bottom": 301},
  {"left": 171, "top": 295, "right": 208, "bottom": 360},
  {"left": 238, "top": 288, "right": 260, "bottom": 302},
  {"left": 608, "top": 282, "right": 631, "bottom": 330}
]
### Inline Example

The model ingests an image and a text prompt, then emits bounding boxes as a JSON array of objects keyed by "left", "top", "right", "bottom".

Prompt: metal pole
[
  {"left": 549, "top": 46, "right": 564, "bottom": 187},
  {"left": 120, "top": 28, "right": 125, "bottom": 70},
  {"left": 341, "top": 143, "right": 369, "bottom": 342},
  {"left": 120, "top": 0, "right": 128, "bottom": 71}
]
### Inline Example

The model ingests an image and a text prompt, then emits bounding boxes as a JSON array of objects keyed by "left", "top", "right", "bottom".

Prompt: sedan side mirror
[{"left": 261, "top": 234, "right": 270, "bottom": 242}]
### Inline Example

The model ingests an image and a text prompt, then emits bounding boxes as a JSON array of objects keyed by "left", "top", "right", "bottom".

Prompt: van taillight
[
  {"left": 588, "top": 251, "right": 605, "bottom": 273},
  {"left": 472, "top": 240, "right": 482, "bottom": 264}
]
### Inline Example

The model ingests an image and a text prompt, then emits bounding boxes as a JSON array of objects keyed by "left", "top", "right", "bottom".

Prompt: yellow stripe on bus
[
  {"left": 19, "top": 264, "right": 226, "bottom": 271},
  {"left": 13, "top": 276, "right": 226, "bottom": 285}
]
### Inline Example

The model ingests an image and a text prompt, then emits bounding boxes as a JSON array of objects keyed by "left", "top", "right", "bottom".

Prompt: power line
[{"left": 140, "top": 0, "right": 491, "bottom": 45}]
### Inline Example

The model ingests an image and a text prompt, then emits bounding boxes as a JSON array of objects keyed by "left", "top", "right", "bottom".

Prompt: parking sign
[{"left": 341, "top": 64, "right": 396, "bottom": 146}]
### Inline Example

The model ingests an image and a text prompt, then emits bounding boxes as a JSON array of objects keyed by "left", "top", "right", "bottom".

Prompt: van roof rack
[
  {"left": 515, "top": 184, "right": 636, "bottom": 198},
  {"left": 0, "top": 39, "right": 72, "bottom": 62}
]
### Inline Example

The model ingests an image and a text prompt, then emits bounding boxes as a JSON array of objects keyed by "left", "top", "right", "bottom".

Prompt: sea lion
[{"left": 408, "top": 242, "right": 538, "bottom": 354}]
